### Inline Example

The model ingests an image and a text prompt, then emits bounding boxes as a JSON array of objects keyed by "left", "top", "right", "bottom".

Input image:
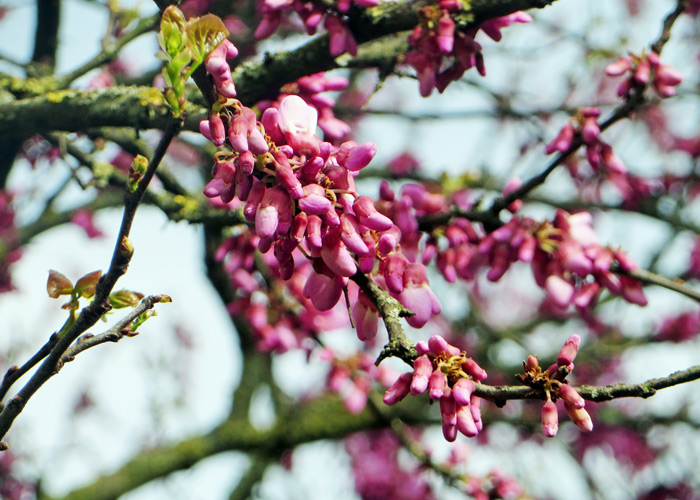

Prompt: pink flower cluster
[
  {"left": 406, "top": 4, "right": 531, "bottom": 96},
  {"left": 546, "top": 107, "right": 628, "bottom": 178},
  {"left": 0, "top": 450, "right": 36, "bottom": 500},
  {"left": 654, "top": 311, "right": 700, "bottom": 343},
  {"left": 384, "top": 335, "right": 487, "bottom": 442},
  {"left": 466, "top": 470, "right": 524, "bottom": 500},
  {"left": 545, "top": 107, "right": 654, "bottom": 204},
  {"left": 605, "top": 51, "right": 683, "bottom": 98},
  {"left": 517, "top": 334, "right": 593, "bottom": 437},
  {"left": 324, "top": 350, "right": 396, "bottom": 414},
  {"left": 254, "top": 0, "right": 378, "bottom": 56},
  {"left": 346, "top": 430, "right": 436, "bottom": 500},
  {"left": 262, "top": 72, "right": 352, "bottom": 141},
  {"left": 201, "top": 40, "right": 443, "bottom": 338},
  {"left": 217, "top": 233, "right": 351, "bottom": 352},
  {"left": 428, "top": 203, "right": 647, "bottom": 310}
]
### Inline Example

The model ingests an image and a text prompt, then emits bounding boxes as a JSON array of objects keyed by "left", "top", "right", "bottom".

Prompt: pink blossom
[
  {"left": 541, "top": 399, "right": 559, "bottom": 437},
  {"left": 410, "top": 355, "right": 433, "bottom": 395},
  {"left": 383, "top": 372, "right": 412, "bottom": 405},
  {"left": 565, "top": 403, "right": 593, "bottom": 432},
  {"left": 558, "top": 383, "right": 585, "bottom": 409},
  {"left": 394, "top": 263, "right": 442, "bottom": 328},
  {"left": 303, "top": 265, "right": 344, "bottom": 311},
  {"left": 352, "top": 290, "right": 379, "bottom": 341},
  {"left": 557, "top": 334, "right": 581, "bottom": 367},
  {"left": 544, "top": 274, "right": 575, "bottom": 308}
]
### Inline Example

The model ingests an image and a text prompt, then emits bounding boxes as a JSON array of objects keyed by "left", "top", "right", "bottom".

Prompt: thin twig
[
  {"left": 56, "top": 14, "right": 160, "bottom": 87},
  {"left": 61, "top": 295, "right": 169, "bottom": 361},
  {"left": 0, "top": 118, "right": 182, "bottom": 445},
  {"left": 622, "top": 267, "right": 700, "bottom": 303},
  {"left": 474, "top": 363, "right": 700, "bottom": 406}
]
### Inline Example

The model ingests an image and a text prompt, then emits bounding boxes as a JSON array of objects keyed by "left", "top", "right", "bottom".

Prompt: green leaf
[
  {"left": 109, "top": 289, "right": 145, "bottom": 309},
  {"left": 130, "top": 310, "right": 156, "bottom": 333},
  {"left": 185, "top": 14, "right": 229, "bottom": 68},
  {"left": 74, "top": 270, "right": 102, "bottom": 298},
  {"left": 160, "top": 6, "right": 187, "bottom": 57},
  {"left": 47, "top": 270, "right": 73, "bottom": 298}
]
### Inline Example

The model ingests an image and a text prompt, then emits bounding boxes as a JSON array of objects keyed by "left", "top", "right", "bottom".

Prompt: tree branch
[
  {"left": 474, "top": 364, "right": 700, "bottom": 406},
  {"left": 61, "top": 295, "right": 170, "bottom": 361},
  {"left": 0, "top": 119, "right": 182, "bottom": 445},
  {"left": 350, "top": 270, "right": 416, "bottom": 367}
]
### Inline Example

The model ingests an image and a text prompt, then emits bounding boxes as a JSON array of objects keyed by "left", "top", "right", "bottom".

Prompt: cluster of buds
[
  {"left": 425, "top": 202, "right": 647, "bottom": 310},
  {"left": 346, "top": 431, "right": 437, "bottom": 500},
  {"left": 218, "top": 233, "right": 353, "bottom": 352},
  {"left": 605, "top": 51, "right": 683, "bottom": 98},
  {"left": 324, "top": 350, "right": 396, "bottom": 414},
  {"left": 255, "top": 0, "right": 378, "bottom": 56},
  {"left": 465, "top": 470, "right": 524, "bottom": 500},
  {"left": 384, "top": 335, "right": 487, "bottom": 442},
  {"left": 204, "top": 38, "right": 238, "bottom": 98},
  {"left": 546, "top": 107, "right": 628, "bottom": 179},
  {"left": 200, "top": 40, "right": 443, "bottom": 327},
  {"left": 517, "top": 334, "right": 592, "bottom": 437},
  {"left": 406, "top": 4, "right": 531, "bottom": 97}
]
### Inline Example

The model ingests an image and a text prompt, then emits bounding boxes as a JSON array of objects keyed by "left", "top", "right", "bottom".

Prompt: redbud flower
[
  {"left": 208, "top": 114, "right": 226, "bottom": 147},
  {"left": 545, "top": 122, "right": 575, "bottom": 154},
  {"left": 303, "top": 264, "right": 344, "bottom": 311},
  {"left": 565, "top": 402, "right": 593, "bottom": 432},
  {"left": 320, "top": 227, "right": 357, "bottom": 277},
  {"left": 557, "top": 334, "right": 581, "bottom": 367},
  {"left": 383, "top": 372, "right": 412, "bottom": 405},
  {"left": 352, "top": 290, "right": 378, "bottom": 341},
  {"left": 324, "top": 15, "right": 357, "bottom": 56},
  {"left": 605, "top": 56, "right": 633, "bottom": 76},
  {"left": 394, "top": 263, "right": 442, "bottom": 328},
  {"left": 353, "top": 196, "right": 393, "bottom": 231},
  {"left": 541, "top": 398, "right": 559, "bottom": 437},
  {"left": 436, "top": 12, "right": 455, "bottom": 54},
  {"left": 410, "top": 355, "right": 433, "bottom": 395},
  {"left": 452, "top": 376, "right": 475, "bottom": 405},
  {"left": 545, "top": 274, "right": 575, "bottom": 308},
  {"left": 558, "top": 383, "right": 585, "bottom": 409}
]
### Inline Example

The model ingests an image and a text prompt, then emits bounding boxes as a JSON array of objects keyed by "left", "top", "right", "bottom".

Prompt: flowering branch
[
  {"left": 618, "top": 267, "right": 700, "bottom": 303},
  {"left": 474, "top": 364, "right": 700, "bottom": 406},
  {"left": 489, "top": 0, "right": 687, "bottom": 215},
  {"left": 350, "top": 271, "right": 416, "bottom": 366}
]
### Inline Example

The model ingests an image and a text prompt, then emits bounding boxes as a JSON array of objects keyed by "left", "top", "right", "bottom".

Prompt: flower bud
[
  {"left": 565, "top": 402, "right": 593, "bottom": 432},
  {"left": 410, "top": 355, "right": 433, "bottom": 395},
  {"left": 383, "top": 372, "right": 412, "bottom": 405},
  {"left": 541, "top": 399, "right": 559, "bottom": 437},
  {"left": 558, "top": 383, "right": 585, "bottom": 409},
  {"left": 557, "top": 334, "right": 581, "bottom": 367}
]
